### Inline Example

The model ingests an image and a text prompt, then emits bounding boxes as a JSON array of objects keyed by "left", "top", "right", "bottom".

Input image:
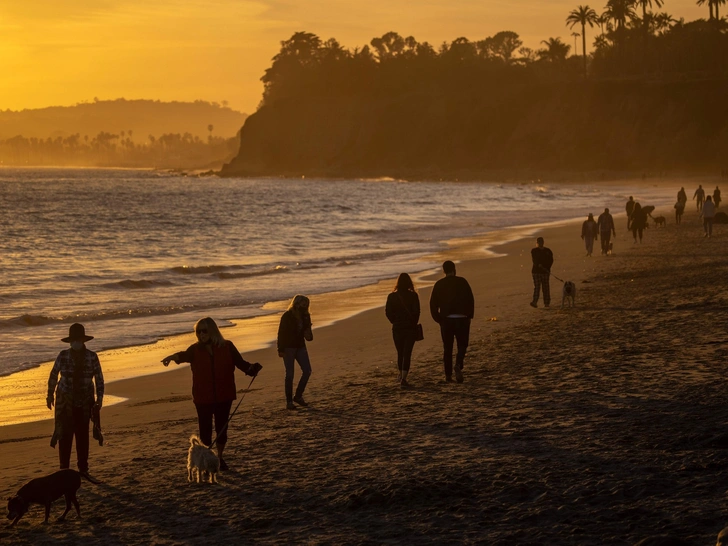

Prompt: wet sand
[{"left": 2, "top": 203, "right": 727, "bottom": 545}]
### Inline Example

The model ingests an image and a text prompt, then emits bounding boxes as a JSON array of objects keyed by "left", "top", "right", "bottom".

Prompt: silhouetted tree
[
  {"left": 567, "top": 5, "right": 599, "bottom": 76},
  {"left": 539, "top": 37, "right": 571, "bottom": 62}
]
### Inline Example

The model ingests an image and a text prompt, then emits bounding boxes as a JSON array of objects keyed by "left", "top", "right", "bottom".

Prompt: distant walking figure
[
  {"left": 162, "top": 317, "right": 262, "bottom": 471},
  {"left": 625, "top": 196, "right": 635, "bottom": 230},
  {"left": 701, "top": 195, "right": 716, "bottom": 237},
  {"left": 677, "top": 187, "right": 688, "bottom": 207},
  {"left": 597, "top": 208, "right": 616, "bottom": 255},
  {"left": 694, "top": 185, "right": 705, "bottom": 212},
  {"left": 47, "top": 323, "right": 104, "bottom": 482},
  {"left": 581, "top": 213, "right": 598, "bottom": 257},
  {"left": 385, "top": 273, "right": 421, "bottom": 388},
  {"left": 429, "top": 261, "right": 474, "bottom": 383},
  {"left": 631, "top": 202, "right": 647, "bottom": 243},
  {"left": 714, "top": 186, "right": 722, "bottom": 209},
  {"left": 530, "top": 237, "right": 554, "bottom": 308},
  {"left": 277, "top": 295, "right": 314, "bottom": 410}
]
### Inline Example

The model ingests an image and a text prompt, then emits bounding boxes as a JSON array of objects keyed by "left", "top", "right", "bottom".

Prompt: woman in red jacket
[{"left": 162, "top": 317, "right": 261, "bottom": 470}]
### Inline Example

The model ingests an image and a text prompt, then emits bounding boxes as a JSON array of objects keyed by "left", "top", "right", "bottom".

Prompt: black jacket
[
  {"left": 429, "top": 275, "right": 475, "bottom": 323},
  {"left": 531, "top": 247, "right": 554, "bottom": 274},
  {"left": 277, "top": 310, "right": 312, "bottom": 352},
  {"left": 385, "top": 290, "right": 420, "bottom": 331}
]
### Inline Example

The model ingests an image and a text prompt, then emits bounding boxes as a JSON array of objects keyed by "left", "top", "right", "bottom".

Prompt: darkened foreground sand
[{"left": 2, "top": 206, "right": 728, "bottom": 545}]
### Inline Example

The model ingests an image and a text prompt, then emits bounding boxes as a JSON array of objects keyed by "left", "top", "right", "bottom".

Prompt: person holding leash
[
  {"left": 530, "top": 237, "right": 554, "bottom": 308},
  {"left": 162, "top": 317, "right": 262, "bottom": 471},
  {"left": 47, "top": 323, "right": 104, "bottom": 482}
]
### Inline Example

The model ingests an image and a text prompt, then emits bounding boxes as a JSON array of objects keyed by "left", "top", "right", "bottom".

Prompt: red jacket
[{"left": 177, "top": 340, "right": 252, "bottom": 404}]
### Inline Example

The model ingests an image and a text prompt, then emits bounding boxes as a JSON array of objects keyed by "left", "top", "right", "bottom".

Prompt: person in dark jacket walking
[
  {"left": 597, "top": 208, "right": 616, "bottom": 255},
  {"left": 162, "top": 317, "right": 262, "bottom": 470},
  {"left": 277, "top": 295, "right": 314, "bottom": 410},
  {"left": 385, "top": 273, "right": 420, "bottom": 388},
  {"left": 47, "top": 323, "right": 104, "bottom": 481},
  {"left": 530, "top": 237, "right": 554, "bottom": 308},
  {"left": 581, "top": 213, "right": 598, "bottom": 257},
  {"left": 429, "top": 261, "right": 474, "bottom": 383}
]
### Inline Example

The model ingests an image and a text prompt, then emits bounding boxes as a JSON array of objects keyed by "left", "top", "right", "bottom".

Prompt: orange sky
[{"left": 0, "top": 1, "right": 707, "bottom": 114}]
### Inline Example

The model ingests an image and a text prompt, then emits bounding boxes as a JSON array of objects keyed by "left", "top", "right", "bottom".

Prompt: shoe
[
  {"left": 544, "top": 304, "right": 550, "bottom": 308},
  {"left": 529, "top": 301, "right": 537, "bottom": 308},
  {"left": 397, "top": 372, "right": 402, "bottom": 383},
  {"left": 400, "top": 379, "right": 409, "bottom": 389},
  {"left": 293, "top": 396, "right": 308, "bottom": 407},
  {"left": 454, "top": 367, "right": 463, "bottom": 383},
  {"left": 286, "top": 401, "right": 297, "bottom": 410},
  {"left": 219, "top": 458, "right": 229, "bottom": 471},
  {"left": 445, "top": 377, "right": 454, "bottom": 383}
]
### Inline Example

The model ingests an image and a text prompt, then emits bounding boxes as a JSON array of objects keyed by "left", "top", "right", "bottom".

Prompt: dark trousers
[
  {"left": 440, "top": 317, "right": 470, "bottom": 379},
  {"left": 194, "top": 400, "right": 233, "bottom": 447},
  {"left": 393, "top": 329, "right": 417, "bottom": 372},
  {"left": 532, "top": 273, "right": 551, "bottom": 306},
  {"left": 283, "top": 347, "right": 312, "bottom": 402},
  {"left": 59, "top": 406, "right": 90, "bottom": 472},
  {"left": 600, "top": 231, "right": 612, "bottom": 254},
  {"left": 704, "top": 217, "right": 714, "bottom": 236}
]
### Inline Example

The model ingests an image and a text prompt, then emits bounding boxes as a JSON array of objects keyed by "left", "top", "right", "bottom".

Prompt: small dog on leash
[
  {"left": 562, "top": 281, "right": 576, "bottom": 308},
  {"left": 653, "top": 216, "right": 666, "bottom": 227},
  {"left": 7, "top": 469, "right": 91, "bottom": 526},
  {"left": 187, "top": 435, "right": 220, "bottom": 484}
]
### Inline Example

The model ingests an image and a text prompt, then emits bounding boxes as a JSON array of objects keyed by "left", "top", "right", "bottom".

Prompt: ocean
[{"left": 0, "top": 168, "right": 676, "bottom": 380}]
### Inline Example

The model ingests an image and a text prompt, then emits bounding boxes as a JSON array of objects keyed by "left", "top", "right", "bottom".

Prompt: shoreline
[{"left": 2, "top": 198, "right": 727, "bottom": 544}]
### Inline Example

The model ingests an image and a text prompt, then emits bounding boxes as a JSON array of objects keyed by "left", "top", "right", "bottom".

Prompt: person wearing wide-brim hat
[{"left": 47, "top": 323, "right": 104, "bottom": 481}]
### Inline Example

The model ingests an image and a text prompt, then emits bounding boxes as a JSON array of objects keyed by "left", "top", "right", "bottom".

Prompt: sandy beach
[{"left": 2, "top": 195, "right": 727, "bottom": 545}]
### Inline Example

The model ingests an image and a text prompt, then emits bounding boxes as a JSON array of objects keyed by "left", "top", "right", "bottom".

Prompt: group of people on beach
[{"left": 46, "top": 260, "right": 477, "bottom": 476}]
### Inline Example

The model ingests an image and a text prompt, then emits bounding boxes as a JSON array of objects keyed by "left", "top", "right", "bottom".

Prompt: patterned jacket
[{"left": 47, "top": 348, "right": 104, "bottom": 406}]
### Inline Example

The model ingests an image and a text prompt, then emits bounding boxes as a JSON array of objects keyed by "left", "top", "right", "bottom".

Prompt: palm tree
[
  {"left": 697, "top": 0, "right": 714, "bottom": 19},
  {"left": 538, "top": 37, "right": 571, "bottom": 63},
  {"left": 571, "top": 31, "right": 581, "bottom": 54},
  {"left": 714, "top": 0, "right": 726, "bottom": 19},
  {"left": 604, "top": 0, "right": 637, "bottom": 30},
  {"left": 566, "top": 5, "right": 599, "bottom": 76},
  {"left": 635, "top": 0, "right": 665, "bottom": 22}
]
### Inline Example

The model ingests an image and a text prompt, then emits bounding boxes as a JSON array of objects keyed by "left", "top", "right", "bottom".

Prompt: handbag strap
[{"left": 396, "top": 292, "right": 417, "bottom": 323}]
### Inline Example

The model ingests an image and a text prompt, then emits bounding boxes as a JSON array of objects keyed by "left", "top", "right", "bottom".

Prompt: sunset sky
[{"left": 0, "top": 0, "right": 707, "bottom": 114}]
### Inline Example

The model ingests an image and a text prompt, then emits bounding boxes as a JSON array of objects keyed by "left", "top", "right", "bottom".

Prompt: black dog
[{"left": 7, "top": 469, "right": 91, "bottom": 526}]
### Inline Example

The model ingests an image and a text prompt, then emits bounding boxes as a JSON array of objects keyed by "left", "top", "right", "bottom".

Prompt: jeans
[
  {"left": 59, "top": 405, "right": 90, "bottom": 472},
  {"left": 195, "top": 400, "right": 233, "bottom": 447},
  {"left": 393, "top": 328, "right": 417, "bottom": 372},
  {"left": 600, "top": 231, "right": 612, "bottom": 254},
  {"left": 283, "top": 347, "right": 312, "bottom": 402},
  {"left": 532, "top": 273, "right": 551, "bottom": 306},
  {"left": 440, "top": 317, "right": 470, "bottom": 379}
]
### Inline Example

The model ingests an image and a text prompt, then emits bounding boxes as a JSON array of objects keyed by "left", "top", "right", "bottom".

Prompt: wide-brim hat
[{"left": 61, "top": 323, "right": 94, "bottom": 343}]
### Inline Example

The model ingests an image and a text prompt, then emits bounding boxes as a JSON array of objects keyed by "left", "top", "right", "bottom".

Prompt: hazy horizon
[{"left": 1, "top": 0, "right": 707, "bottom": 113}]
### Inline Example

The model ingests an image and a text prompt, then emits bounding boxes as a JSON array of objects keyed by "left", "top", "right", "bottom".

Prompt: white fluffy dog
[
  {"left": 562, "top": 281, "right": 576, "bottom": 308},
  {"left": 187, "top": 435, "right": 220, "bottom": 484}
]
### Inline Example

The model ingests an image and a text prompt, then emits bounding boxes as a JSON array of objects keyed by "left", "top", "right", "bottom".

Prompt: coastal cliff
[{"left": 220, "top": 80, "right": 728, "bottom": 179}]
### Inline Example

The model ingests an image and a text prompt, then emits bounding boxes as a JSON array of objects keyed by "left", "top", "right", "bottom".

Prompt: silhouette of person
[
  {"left": 693, "top": 185, "right": 705, "bottom": 212},
  {"left": 677, "top": 187, "right": 687, "bottom": 206},
  {"left": 714, "top": 186, "right": 722, "bottom": 209},
  {"left": 625, "top": 196, "right": 635, "bottom": 230},
  {"left": 385, "top": 273, "right": 420, "bottom": 388},
  {"left": 48, "top": 324, "right": 104, "bottom": 482},
  {"left": 530, "top": 237, "right": 553, "bottom": 308},
  {"left": 597, "top": 208, "right": 616, "bottom": 255},
  {"left": 162, "top": 317, "right": 262, "bottom": 470},
  {"left": 429, "top": 260, "right": 474, "bottom": 383},
  {"left": 675, "top": 199, "right": 685, "bottom": 225},
  {"left": 702, "top": 195, "right": 716, "bottom": 237},
  {"left": 276, "top": 295, "right": 314, "bottom": 410},
  {"left": 631, "top": 202, "right": 647, "bottom": 243},
  {"left": 581, "top": 213, "right": 598, "bottom": 257}
]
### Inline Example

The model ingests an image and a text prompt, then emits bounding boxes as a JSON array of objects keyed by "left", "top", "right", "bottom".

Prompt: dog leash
[
  {"left": 539, "top": 264, "right": 565, "bottom": 284},
  {"left": 209, "top": 375, "right": 256, "bottom": 449}
]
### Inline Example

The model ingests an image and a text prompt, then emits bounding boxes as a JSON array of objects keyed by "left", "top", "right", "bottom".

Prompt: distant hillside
[
  {"left": 221, "top": 80, "right": 728, "bottom": 179},
  {"left": 0, "top": 99, "right": 246, "bottom": 141}
]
